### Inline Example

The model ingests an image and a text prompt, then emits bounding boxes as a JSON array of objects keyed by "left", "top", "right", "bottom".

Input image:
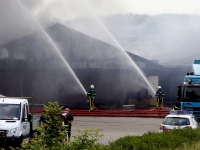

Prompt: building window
[{"left": 0, "top": 48, "right": 9, "bottom": 59}]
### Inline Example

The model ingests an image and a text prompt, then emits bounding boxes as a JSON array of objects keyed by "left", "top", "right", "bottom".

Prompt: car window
[
  {"left": 194, "top": 116, "right": 200, "bottom": 124},
  {"left": 163, "top": 117, "right": 190, "bottom": 125},
  {"left": 191, "top": 117, "right": 198, "bottom": 126}
]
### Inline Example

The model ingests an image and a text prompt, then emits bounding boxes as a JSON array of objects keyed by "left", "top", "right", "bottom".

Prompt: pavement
[
  {"left": 33, "top": 112, "right": 166, "bottom": 145},
  {"left": 71, "top": 116, "right": 164, "bottom": 145}
]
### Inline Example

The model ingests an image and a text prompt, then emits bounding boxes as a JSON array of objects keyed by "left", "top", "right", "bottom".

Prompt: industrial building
[{"left": 0, "top": 23, "right": 189, "bottom": 109}]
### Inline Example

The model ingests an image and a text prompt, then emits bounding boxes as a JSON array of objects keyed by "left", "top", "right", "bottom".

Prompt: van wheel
[
  {"left": 13, "top": 135, "right": 23, "bottom": 148},
  {"left": 19, "top": 135, "right": 24, "bottom": 147}
]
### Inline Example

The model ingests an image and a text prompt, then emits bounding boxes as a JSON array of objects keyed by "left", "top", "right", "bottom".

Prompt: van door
[{"left": 20, "top": 103, "right": 30, "bottom": 138}]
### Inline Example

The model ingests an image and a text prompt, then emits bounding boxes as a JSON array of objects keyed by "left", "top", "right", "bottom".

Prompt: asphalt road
[{"left": 71, "top": 117, "right": 164, "bottom": 145}]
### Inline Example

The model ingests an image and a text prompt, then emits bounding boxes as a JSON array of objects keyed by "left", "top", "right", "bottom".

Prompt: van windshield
[{"left": 0, "top": 104, "right": 20, "bottom": 120}]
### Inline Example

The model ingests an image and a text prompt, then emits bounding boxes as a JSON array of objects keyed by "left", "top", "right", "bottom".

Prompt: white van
[{"left": 0, "top": 97, "right": 39, "bottom": 147}]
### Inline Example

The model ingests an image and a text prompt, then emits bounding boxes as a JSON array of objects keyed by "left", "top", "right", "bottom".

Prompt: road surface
[{"left": 71, "top": 117, "right": 164, "bottom": 144}]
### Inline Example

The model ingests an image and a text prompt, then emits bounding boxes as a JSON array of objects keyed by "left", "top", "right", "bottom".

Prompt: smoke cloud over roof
[{"left": 1, "top": 0, "right": 200, "bottom": 66}]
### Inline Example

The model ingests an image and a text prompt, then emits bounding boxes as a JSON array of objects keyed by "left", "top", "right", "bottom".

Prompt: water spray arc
[
  {"left": 16, "top": 0, "right": 87, "bottom": 95},
  {"left": 80, "top": 0, "right": 156, "bottom": 94}
]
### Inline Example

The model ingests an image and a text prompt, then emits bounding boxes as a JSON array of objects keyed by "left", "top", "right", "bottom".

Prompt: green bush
[
  {"left": 109, "top": 128, "right": 200, "bottom": 150},
  {"left": 19, "top": 101, "right": 66, "bottom": 150},
  {"left": 66, "top": 129, "right": 110, "bottom": 150}
]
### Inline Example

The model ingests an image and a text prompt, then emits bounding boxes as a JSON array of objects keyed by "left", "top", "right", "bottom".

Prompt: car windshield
[
  {"left": 162, "top": 117, "right": 190, "bottom": 126},
  {"left": 0, "top": 104, "right": 20, "bottom": 120},
  {"left": 183, "top": 86, "right": 200, "bottom": 101}
]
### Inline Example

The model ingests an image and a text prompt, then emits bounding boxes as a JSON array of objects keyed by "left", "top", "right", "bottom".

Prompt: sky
[
  {"left": 1, "top": 0, "right": 200, "bottom": 42},
  {"left": 1, "top": 0, "right": 200, "bottom": 65},
  {"left": 21, "top": 0, "right": 200, "bottom": 21}
]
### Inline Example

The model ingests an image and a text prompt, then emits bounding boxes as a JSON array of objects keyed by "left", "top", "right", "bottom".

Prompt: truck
[
  {"left": 177, "top": 60, "right": 200, "bottom": 119},
  {"left": 0, "top": 96, "right": 40, "bottom": 148}
]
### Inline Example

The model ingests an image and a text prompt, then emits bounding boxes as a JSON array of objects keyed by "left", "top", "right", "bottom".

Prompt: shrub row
[{"left": 109, "top": 128, "right": 200, "bottom": 150}]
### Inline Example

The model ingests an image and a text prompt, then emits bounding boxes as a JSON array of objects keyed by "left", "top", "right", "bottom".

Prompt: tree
[{"left": 19, "top": 101, "right": 67, "bottom": 150}]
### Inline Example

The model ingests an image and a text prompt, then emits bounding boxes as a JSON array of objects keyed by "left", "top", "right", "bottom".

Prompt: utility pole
[{"left": 21, "top": 76, "right": 23, "bottom": 97}]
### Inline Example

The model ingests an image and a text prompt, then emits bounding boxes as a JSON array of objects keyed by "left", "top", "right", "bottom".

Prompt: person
[
  {"left": 63, "top": 108, "right": 74, "bottom": 142},
  {"left": 39, "top": 110, "right": 47, "bottom": 125},
  {"left": 87, "top": 84, "right": 96, "bottom": 112},
  {"left": 155, "top": 86, "right": 165, "bottom": 109},
  {"left": 173, "top": 100, "right": 180, "bottom": 110}
]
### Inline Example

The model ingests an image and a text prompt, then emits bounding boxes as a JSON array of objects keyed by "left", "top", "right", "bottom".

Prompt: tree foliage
[{"left": 18, "top": 101, "right": 66, "bottom": 150}]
